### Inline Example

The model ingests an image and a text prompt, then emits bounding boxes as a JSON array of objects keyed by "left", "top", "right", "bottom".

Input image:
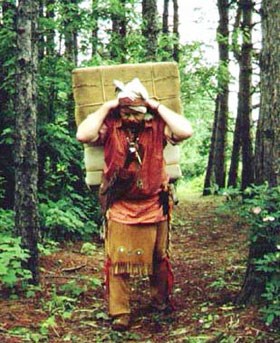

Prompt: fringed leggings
[{"left": 105, "top": 220, "right": 174, "bottom": 317}]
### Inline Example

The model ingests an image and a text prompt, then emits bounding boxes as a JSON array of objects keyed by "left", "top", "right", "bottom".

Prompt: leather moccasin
[
  {"left": 112, "top": 314, "right": 130, "bottom": 331},
  {"left": 150, "top": 302, "right": 174, "bottom": 314}
]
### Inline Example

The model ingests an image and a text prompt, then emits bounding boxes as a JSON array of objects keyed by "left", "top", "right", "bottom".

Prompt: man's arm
[
  {"left": 76, "top": 99, "right": 119, "bottom": 143},
  {"left": 145, "top": 99, "right": 193, "bottom": 141}
]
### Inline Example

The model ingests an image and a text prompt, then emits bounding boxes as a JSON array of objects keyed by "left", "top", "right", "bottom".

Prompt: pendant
[
  {"left": 136, "top": 179, "right": 143, "bottom": 189},
  {"left": 129, "top": 142, "right": 136, "bottom": 153}
]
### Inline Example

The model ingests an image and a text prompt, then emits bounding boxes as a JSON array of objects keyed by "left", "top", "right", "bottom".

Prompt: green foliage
[
  {"left": 38, "top": 239, "right": 60, "bottom": 256},
  {"left": 255, "top": 250, "right": 280, "bottom": 325},
  {"left": 39, "top": 197, "right": 98, "bottom": 241},
  {"left": 37, "top": 113, "right": 101, "bottom": 241},
  {"left": 0, "top": 209, "right": 33, "bottom": 289},
  {"left": 244, "top": 184, "right": 280, "bottom": 326},
  {"left": 177, "top": 175, "right": 205, "bottom": 196},
  {"left": 43, "top": 285, "right": 77, "bottom": 319},
  {"left": 0, "top": 5, "right": 16, "bottom": 96},
  {"left": 0, "top": 235, "right": 32, "bottom": 288},
  {"left": 176, "top": 43, "right": 218, "bottom": 180},
  {"left": 59, "top": 280, "right": 86, "bottom": 298},
  {"left": 227, "top": 184, "right": 280, "bottom": 326},
  {"left": 0, "top": 208, "right": 14, "bottom": 234},
  {"left": 80, "top": 242, "right": 97, "bottom": 256}
]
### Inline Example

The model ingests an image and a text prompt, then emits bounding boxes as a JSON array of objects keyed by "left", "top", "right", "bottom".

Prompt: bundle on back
[{"left": 72, "top": 62, "right": 183, "bottom": 186}]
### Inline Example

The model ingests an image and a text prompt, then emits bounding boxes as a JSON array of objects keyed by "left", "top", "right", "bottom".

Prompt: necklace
[{"left": 124, "top": 128, "right": 144, "bottom": 189}]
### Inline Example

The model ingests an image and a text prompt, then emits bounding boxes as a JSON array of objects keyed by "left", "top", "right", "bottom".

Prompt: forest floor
[{"left": 0, "top": 194, "right": 279, "bottom": 343}]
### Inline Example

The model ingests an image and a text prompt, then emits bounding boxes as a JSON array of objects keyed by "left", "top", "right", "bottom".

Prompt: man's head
[{"left": 113, "top": 78, "right": 152, "bottom": 126}]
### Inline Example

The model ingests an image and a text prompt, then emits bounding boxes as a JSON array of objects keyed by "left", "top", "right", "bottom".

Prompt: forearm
[
  {"left": 146, "top": 99, "right": 193, "bottom": 140},
  {"left": 76, "top": 100, "right": 118, "bottom": 143}
]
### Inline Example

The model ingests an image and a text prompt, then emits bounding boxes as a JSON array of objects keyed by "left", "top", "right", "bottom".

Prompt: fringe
[
  {"left": 162, "top": 256, "right": 175, "bottom": 311},
  {"left": 104, "top": 258, "right": 112, "bottom": 297},
  {"left": 113, "top": 262, "right": 153, "bottom": 276},
  {"left": 162, "top": 256, "right": 174, "bottom": 295}
]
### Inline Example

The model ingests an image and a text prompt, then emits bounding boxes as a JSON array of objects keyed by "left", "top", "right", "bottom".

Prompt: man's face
[{"left": 120, "top": 107, "right": 145, "bottom": 125}]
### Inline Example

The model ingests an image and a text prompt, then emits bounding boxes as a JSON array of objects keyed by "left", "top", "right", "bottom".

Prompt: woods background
[{"left": 0, "top": 0, "right": 279, "bottom": 332}]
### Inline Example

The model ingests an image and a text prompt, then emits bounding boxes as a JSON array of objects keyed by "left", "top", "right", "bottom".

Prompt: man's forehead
[{"left": 120, "top": 107, "right": 144, "bottom": 116}]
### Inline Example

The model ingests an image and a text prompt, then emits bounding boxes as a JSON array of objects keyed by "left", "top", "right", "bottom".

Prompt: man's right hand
[{"left": 76, "top": 99, "right": 119, "bottom": 143}]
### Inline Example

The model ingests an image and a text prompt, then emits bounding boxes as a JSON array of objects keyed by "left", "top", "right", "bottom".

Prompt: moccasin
[
  {"left": 112, "top": 314, "right": 130, "bottom": 331},
  {"left": 150, "top": 302, "right": 174, "bottom": 314}
]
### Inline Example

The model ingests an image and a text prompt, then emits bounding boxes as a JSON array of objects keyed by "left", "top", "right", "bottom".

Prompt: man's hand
[
  {"left": 76, "top": 99, "right": 119, "bottom": 143},
  {"left": 145, "top": 98, "right": 160, "bottom": 112},
  {"left": 104, "top": 99, "right": 119, "bottom": 111},
  {"left": 145, "top": 99, "right": 193, "bottom": 141}
]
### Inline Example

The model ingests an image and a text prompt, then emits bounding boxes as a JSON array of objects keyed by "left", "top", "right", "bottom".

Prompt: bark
[
  {"left": 203, "top": 98, "right": 219, "bottom": 195},
  {"left": 44, "top": 0, "right": 56, "bottom": 124},
  {"left": 255, "top": 0, "right": 280, "bottom": 187},
  {"left": 46, "top": 0, "right": 56, "bottom": 56},
  {"left": 172, "top": 0, "right": 179, "bottom": 62},
  {"left": 63, "top": 0, "right": 79, "bottom": 65},
  {"left": 38, "top": 0, "right": 44, "bottom": 59},
  {"left": 161, "top": 0, "right": 172, "bottom": 61},
  {"left": 237, "top": 0, "right": 280, "bottom": 306},
  {"left": 228, "top": 0, "right": 254, "bottom": 189},
  {"left": 227, "top": 112, "right": 241, "bottom": 188},
  {"left": 236, "top": 235, "right": 273, "bottom": 305},
  {"left": 204, "top": 0, "right": 229, "bottom": 193},
  {"left": 142, "top": 0, "right": 158, "bottom": 61},
  {"left": 213, "top": 0, "right": 229, "bottom": 189},
  {"left": 91, "top": 0, "right": 99, "bottom": 57},
  {"left": 239, "top": 0, "right": 254, "bottom": 190},
  {"left": 15, "top": 0, "right": 40, "bottom": 284},
  {"left": 110, "top": 0, "right": 126, "bottom": 62},
  {"left": 227, "top": 4, "right": 242, "bottom": 188},
  {"left": 162, "top": 0, "right": 169, "bottom": 34}
]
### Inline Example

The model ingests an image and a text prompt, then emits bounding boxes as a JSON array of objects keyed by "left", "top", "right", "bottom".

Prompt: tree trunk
[
  {"left": 213, "top": 0, "right": 229, "bottom": 189},
  {"left": 111, "top": 0, "right": 126, "bottom": 62},
  {"left": 142, "top": 0, "right": 158, "bottom": 61},
  {"left": 240, "top": 0, "right": 254, "bottom": 190},
  {"left": 15, "top": 0, "right": 40, "bottom": 284},
  {"left": 91, "top": 0, "right": 99, "bottom": 57},
  {"left": 203, "top": 98, "right": 219, "bottom": 195},
  {"left": 64, "top": 0, "right": 79, "bottom": 65},
  {"left": 161, "top": 0, "right": 172, "bottom": 61},
  {"left": 204, "top": 0, "right": 229, "bottom": 193},
  {"left": 228, "top": 0, "right": 254, "bottom": 189},
  {"left": 227, "top": 4, "right": 242, "bottom": 188},
  {"left": 236, "top": 0, "right": 280, "bottom": 306},
  {"left": 172, "top": 0, "right": 179, "bottom": 62},
  {"left": 46, "top": 0, "right": 56, "bottom": 56},
  {"left": 162, "top": 0, "right": 169, "bottom": 34},
  {"left": 227, "top": 113, "right": 241, "bottom": 188},
  {"left": 38, "top": 0, "right": 45, "bottom": 60},
  {"left": 236, "top": 235, "right": 273, "bottom": 305},
  {"left": 255, "top": 0, "right": 280, "bottom": 187}
]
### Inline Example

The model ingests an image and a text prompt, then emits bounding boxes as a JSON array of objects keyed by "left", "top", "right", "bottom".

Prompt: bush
[
  {"left": 242, "top": 184, "right": 280, "bottom": 325},
  {"left": 39, "top": 197, "right": 98, "bottom": 241},
  {"left": 0, "top": 235, "right": 32, "bottom": 288},
  {"left": 0, "top": 208, "right": 14, "bottom": 234}
]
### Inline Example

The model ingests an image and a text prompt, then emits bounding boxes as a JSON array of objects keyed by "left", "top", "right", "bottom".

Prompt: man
[{"left": 76, "top": 78, "right": 192, "bottom": 331}]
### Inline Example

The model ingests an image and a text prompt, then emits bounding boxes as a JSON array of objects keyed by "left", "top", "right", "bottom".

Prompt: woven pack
[{"left": 72, "top": 62, "right": 182, "bottom": 185}]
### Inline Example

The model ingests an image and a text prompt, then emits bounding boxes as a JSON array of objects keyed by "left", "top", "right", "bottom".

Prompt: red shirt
[{"left": 95, "top": 111, "right": 169, "bottom": 224}]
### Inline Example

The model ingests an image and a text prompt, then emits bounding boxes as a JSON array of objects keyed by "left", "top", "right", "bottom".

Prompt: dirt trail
[{"left": 0, "top": 195, "right": 279, "bottom": 342}]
